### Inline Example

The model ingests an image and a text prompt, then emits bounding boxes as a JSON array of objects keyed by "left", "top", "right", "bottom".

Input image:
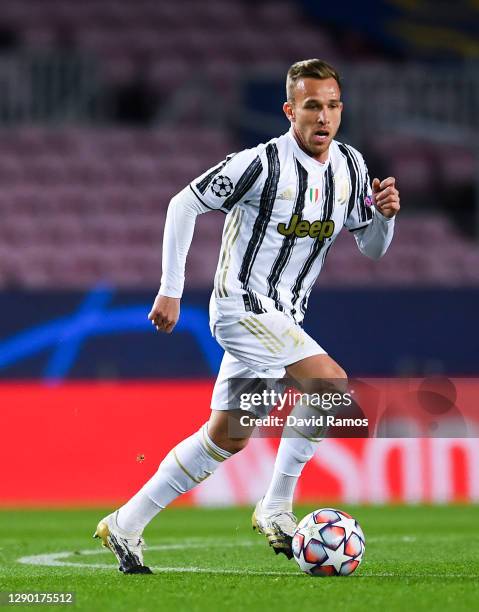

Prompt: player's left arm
[
  {"left": 352, "top": 175, "right": 400, "bottom": 260},
  {"left": 372, "top": 176, "right": 400, "bottom": 220},
  {"left": 344, "top": 146, "right": 400, "bottom": 260}
]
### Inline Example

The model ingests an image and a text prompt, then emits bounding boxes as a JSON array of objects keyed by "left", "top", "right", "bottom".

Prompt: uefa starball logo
[{"left": 211, "top": 175, "right": 234, "bottom": 197}]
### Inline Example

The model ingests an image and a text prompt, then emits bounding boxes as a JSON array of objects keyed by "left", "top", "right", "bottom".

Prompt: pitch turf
[{"left": 0, "top": 505, "right": 478, "bottom": 612}]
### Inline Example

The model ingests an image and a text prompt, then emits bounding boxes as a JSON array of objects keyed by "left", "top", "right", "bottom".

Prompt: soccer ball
[{"left": 292, "top": 508, "right": 365, "bottom": 577}]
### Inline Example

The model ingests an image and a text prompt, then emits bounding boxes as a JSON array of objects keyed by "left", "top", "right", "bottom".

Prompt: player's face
[{"left": 283, "top": 77, "right": 343, "bottom": 163}]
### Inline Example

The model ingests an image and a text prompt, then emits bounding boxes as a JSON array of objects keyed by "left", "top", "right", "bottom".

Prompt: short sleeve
[
  {"left": 342, "top": 146, "right": 374, "bottom": 232},
  {"left": 189, "top": 147, "right": 263, "bottom": 213}
]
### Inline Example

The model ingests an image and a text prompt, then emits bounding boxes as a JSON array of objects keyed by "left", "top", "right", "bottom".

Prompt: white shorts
[{"left": 209, "top": 296, "right": 326, "bottom": 412}]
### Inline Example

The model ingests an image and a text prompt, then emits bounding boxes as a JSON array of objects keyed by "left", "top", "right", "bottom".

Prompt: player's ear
[{"left": 283, "top": 101, "right": 295, "bottom": 122}]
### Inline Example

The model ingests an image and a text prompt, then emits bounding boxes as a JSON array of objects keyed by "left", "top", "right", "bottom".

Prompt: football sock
[
  {"left": 262, "top": 435, "right": 320, "bottom": 515},
  {"left": 118, "top": 424, "right": 232, "bottom": 532},
  {"left": 262, "top": 394, "right": 324, "bottom": 514},
  {"left": 116, "top": 492, "right": 161, "bottom": 534}
]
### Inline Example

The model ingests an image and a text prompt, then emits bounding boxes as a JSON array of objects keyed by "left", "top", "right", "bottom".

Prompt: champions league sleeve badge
[{"left": 211, "top": 175, "right": 234, "bottom": 197}]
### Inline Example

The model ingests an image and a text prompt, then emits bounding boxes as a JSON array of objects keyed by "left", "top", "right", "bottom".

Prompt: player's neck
[{"left": 291, "top": 126, "right": 328, "bottom": 165}]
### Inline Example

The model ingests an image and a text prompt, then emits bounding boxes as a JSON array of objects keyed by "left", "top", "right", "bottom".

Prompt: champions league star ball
[
  {"left": 211, "top": 175, "right": 233, "bottom": 197},
  {"left": 292, "top": 508, "right": 365, "bottom": 577}
]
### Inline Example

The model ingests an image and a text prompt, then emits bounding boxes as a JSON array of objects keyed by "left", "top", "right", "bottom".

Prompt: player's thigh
[
  {"left": 286, "top": 353, "right": 348, "bottom": 394},
  {"left": 214, "top": 310, "right": 325, "bottom": 377}
]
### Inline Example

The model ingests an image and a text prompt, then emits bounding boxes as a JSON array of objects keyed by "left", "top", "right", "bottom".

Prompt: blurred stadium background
[{"left": 0, "top": 0, "right": 478, "bottom": 508}]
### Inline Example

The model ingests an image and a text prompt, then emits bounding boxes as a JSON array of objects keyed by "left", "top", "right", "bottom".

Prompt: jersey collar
[{"left": 287, "top": 127, "right": 331, "bottom": 171}]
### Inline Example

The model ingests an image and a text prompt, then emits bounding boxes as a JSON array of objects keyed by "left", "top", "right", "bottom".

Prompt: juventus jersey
[{"left": 160, "top": 129, "right": 395, "bottom": 325}]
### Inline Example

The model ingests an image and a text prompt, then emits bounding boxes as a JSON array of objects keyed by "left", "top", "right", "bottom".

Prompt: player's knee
[
  {"left": 208, "top": 410, "right": 252, "bottom": 455},
  {"left": 224, "top": 436, "right": 249, "bottom": 454},
  {"left": 208, "top": 433, "right": 249, "bottom": 454},
  {"left": 310, "top": 363, "right": 348, "bottom": 394},
  {"left": 328, "top": 363, "right": 348, "bottom": 382}
]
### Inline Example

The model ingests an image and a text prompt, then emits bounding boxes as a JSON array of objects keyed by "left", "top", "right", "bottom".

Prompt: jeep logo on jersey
[
  {"left": 277, "top": 214, "right": 335, "bottom": 239},
  {"left": 211, "top": 175, "right": 234, "bottom": 197}
]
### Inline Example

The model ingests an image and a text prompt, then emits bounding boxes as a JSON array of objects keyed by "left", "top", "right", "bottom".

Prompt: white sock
[
  {"left": 116, "top": 492, "right": 161, "bottom": 533},
  {"left": 262, "top": 435, "right": 320, "bottom": 514},
  {"left": 117, "top": 424, "right": 232, "bottom": 533},
  {"left": 262, "top": 393, "right": 327, "bottom": 514}
]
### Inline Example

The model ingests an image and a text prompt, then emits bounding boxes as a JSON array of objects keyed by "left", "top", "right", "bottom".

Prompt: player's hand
[
  {"left": 372, "top": 177, "right": 400, "bottom": 219},
  {"left": 148, "top": 294, "right": 180, "bottom": 334}
]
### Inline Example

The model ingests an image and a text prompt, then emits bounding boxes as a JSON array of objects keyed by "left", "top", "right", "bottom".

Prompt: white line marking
[
  {"left": 16, "top": 537, "right": 478, "bottom": 578},
  {"left": 367, "top": 536, "right": 417, "bottom": 543},
  {"left": 17, "top": 540, "right": 299, "bottom": 576}
]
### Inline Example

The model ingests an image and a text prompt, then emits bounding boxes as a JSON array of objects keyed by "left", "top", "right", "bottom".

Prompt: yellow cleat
[
  {"left": 93, "top": 512, "right": 152, "bottom": 574},
  {"left": 252, "top": 499, "right": 297, "bottom": 560}
]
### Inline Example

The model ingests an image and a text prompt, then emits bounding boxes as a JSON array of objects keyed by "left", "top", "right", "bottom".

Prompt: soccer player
[{"left": 94, "top": 59, "right": 400, "bottom": 573}]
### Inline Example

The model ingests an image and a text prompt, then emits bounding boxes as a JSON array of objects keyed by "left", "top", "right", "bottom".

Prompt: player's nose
[{"left": 317, "top": 110, "right": 328, "bottom": 124}]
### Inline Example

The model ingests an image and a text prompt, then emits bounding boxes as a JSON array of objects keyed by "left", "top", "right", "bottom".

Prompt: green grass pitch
[{"left": 0, "top": 505, "right": 478, "bottom": 612}]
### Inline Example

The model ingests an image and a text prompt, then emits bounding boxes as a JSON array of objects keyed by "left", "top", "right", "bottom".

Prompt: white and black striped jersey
[{"left": 160, "top": 128, "right": 395, "bottom": 325}]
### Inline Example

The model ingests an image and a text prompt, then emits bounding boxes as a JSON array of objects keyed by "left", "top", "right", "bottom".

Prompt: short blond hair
[{"left": 286, "top": 59, "right": 341, "bottom": 103}]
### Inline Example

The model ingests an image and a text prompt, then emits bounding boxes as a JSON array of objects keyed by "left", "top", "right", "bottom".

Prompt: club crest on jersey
[
  {"left": 278, "top": 214, "right": 335, "bottom": 240},
  {"left": 308, "top": 187, "right": 320, "bottom": 204},
  {"left": 334, "top": 175, "right": 349, "bottom": 205},
  {"left": 211, "top": 175, "right": 234, "bottom": 197}
]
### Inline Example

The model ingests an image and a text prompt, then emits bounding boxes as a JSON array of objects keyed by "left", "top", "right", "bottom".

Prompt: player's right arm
[
  {"left": 148, "top": 294, "right": 180, "bottom": 334},
  {"left": 148, "top": 187, "right": 208, "bottom": 334},
  {"left": 149, "top": 148, "right": 263, "bottom": 334}
]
